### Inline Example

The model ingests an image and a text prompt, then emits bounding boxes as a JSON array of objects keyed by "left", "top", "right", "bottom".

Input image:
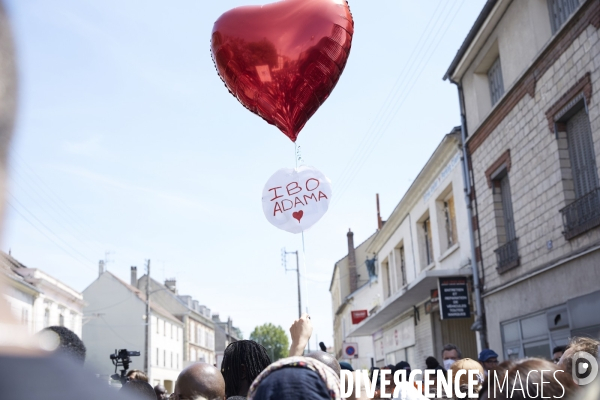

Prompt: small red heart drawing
[{"left": 292, "top": 210, "right": 304, "bottom": 223}]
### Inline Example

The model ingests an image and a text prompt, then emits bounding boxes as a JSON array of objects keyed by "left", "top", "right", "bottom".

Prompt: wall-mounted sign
[
  {"left": 343, "top": 342, "right": 359, "bottom": 359},
  {"left": 351, "top": 310, "right": 369, "bottom": 325},
  {"left": 438, "top": 277, "right": 471, "bottom": 320},
  {"left": 430, "top": 289, "right": 439, "bottom": 303}
]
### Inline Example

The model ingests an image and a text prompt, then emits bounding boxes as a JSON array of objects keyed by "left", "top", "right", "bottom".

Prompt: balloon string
[{"left": 295, "top": 142, "right": 298, "bottom": 170}]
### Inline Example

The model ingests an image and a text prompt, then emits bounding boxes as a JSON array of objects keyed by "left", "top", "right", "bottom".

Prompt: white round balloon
[{"left": 262, "top": 165, "right": 332, "bottom": 234}]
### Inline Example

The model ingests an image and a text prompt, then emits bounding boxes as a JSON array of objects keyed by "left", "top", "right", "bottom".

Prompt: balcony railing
[
  {"left": 494, "top": 238, "right": 519, "bottom": 273},
  {"left": 560, "top": 187, "right": 600, "bottom": 240}
]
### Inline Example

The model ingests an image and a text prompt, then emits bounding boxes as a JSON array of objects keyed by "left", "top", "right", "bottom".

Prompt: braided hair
[{"left": 221, "top": 340, "right": 272, "bottom": 397}]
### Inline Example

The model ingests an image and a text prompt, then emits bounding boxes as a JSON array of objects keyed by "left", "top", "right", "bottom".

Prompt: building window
[
  {"left": 488, "top": 57, "right": 504, "bottom": 106},
  {"left": 443, "top": 197, "right": 458, "bottom": 248},
  {"left": 567, "top": 108, "right": 599, "bottom": 198},
  {"left": 59, "top": 314, "right": 64, "bottom": 327},
  {"left": 548, "top": 0, "right": 580, "bottom": 34},
  {"left": 156, "top": 318, "right": 160, "bottom": 334},
  {"left": 423, "top": 218, "right": 434, "bottom": 266},
  {"left": 557, "top": 104, "right": 600, "bottom": 239},
  {"left": 170, "top": 351, "right": 173, "bottom": 368},
  {"left": 382, "top": 260, "right": 391, "bottom": 299},
  {"left": 21, "top": 308, "right": 28, "bottom": 325},
  {"left": 163, "top": 350, "right": 166, "bottom": 367},
  {"left": 492, "top": 173, "right": 519, "bottom": 272},
  {"left": 156, "top": 348, "right": 159, "bottom": 366},
  {"left": 44, "top": 309, "right": 50, "bottom": 328},
  {"left": 191, "top": 348, "right": 197, "bottom": 362},
  {"left": 396, "top": 246, "right": 407, "bottom": 287}
]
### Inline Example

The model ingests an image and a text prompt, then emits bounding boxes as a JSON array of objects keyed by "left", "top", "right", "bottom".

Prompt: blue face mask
[{"left": 443, "top": 359, "right": 455, "bottom": 370}]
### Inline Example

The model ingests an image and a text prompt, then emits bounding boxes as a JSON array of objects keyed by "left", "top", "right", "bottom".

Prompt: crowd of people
[{"left": 33, "top": 313, "right": 600, "bottom": 400}]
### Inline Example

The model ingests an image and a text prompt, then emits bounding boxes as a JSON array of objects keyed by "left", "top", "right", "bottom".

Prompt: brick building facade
[{"left": 446, "top": 0, "right": 600, "bottom": 359}]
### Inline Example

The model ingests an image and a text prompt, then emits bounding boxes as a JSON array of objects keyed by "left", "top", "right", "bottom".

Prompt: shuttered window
[
  {"left": 567, "top": 108, "right": 599, "bottom": 198},
  {"left": 500, "top": 175, "right": 516, "bottom": 242},
  {"left": 444, "top": 197, "right": 458, "bottom": 248},
  {"left": 399, "top": 247, "right": 406, "bottom": 287},
  {"left": 423, "top": 218, "right": 433, "bottom": 265},
  {"left": 488, "top": 57, "right": 504, "bottom": 106},
  {"left": 548, "top": 0, "right": 580, "bottom": 34}
]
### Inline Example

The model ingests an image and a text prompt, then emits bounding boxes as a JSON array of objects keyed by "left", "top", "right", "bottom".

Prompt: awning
[{"left": 349, "top": 267, "right": 472, "bottom": 337}]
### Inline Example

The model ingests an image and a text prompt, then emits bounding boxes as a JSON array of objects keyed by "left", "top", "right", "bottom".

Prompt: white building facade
[
  {"left": 0, "top": 252, "right": 84, "bottom": 336},
  {"left": 83, "top": 269, "right": 183, "bottom": 393},
  {"left": 347, "top": 131, "right": 479, "bottom": 369},
  {"left": 330, "top": 230, "right": 379, "bottom": 370}
]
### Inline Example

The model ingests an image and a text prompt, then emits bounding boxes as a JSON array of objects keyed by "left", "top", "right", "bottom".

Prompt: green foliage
[{"left": 249, "top": 323, "right": 289, "bottom": 361}]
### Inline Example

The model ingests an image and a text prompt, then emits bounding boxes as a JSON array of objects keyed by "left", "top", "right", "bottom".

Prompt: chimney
[
  {"left": 98, "top": 260, "right": 105, "bottom": 276},
  {"left": 347, "top": 229, "right": 357, "bottom": 293},
  {"left": 164, "top": 278, "right": 177, "bottom": 294},
  {"left": 130, "top": 266, "right": 137, "bottom": 286},
  {"left": 376, "top": 193, "right": 383, "bottom": 230}
]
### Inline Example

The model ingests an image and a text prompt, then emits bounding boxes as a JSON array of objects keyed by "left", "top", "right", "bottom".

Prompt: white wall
[
  {"left": 83, "top": 273, "right": 147, "bottom": 378},
  {"left": 150, "top": 313, "right": 183, "bottom": 387}
]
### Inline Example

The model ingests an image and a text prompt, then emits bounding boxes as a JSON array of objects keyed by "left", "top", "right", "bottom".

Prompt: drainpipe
[{"left": 450, "top": 78, "right": 487, "bottom": 352}]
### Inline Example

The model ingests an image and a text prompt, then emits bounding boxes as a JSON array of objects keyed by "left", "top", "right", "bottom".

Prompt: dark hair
[
  {"left": 552, "top": 345, "right": 566, "bottom": 354},
  {"left": 441, "top": 343, "right": 462, "bottom": 358},
  {"left": 42, "top": 326, "right": 86, "bottom": 364},
  {"left": 221, "top": 340, "right": 272, "bottom": 398},
  {"left": 126, "top": 369, "right": 149, "bottom": 382},
  {"left": 425, "top": 356, "right": 442, "bottom": 370},
  {"left": 121, "top": 380, "right": 156, "bottom": 400}
]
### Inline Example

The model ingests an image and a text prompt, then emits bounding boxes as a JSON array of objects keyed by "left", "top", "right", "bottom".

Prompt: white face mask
[{"left": 443, "top": 359, "right": 456, "bottom": 370}]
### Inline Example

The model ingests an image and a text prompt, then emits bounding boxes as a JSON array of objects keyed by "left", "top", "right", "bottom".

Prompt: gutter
[{"left": 450, "top": 77, "right": 487, "bottom": 351}]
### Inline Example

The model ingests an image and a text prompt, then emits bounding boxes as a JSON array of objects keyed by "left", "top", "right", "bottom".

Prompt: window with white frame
[
  {"left": 488, "top": 56, "right": 504, "bottom": 106},
  {"left": 443, "top": 197, "right": 458, "bottom": 248},
  {"left": 395, "top": 246, "right": 407, "bottom": 287},
  {"left": 548, "top": 0, "right": 581, "bottom": 34},
  {"left": 422, "top": 217, "right": 434, "bottom": 267}
]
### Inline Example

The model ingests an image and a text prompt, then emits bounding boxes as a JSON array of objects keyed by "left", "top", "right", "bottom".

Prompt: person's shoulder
[{"left": 0, "top": 354, "right": 137, "bottom": 400}]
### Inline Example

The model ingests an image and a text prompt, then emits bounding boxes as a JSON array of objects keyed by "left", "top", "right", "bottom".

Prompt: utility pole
[
  {"left": 282, "top": 248, "right": 301, "bottom": 319},
  {"left": 144, "top": 259, "right": 150, "bottom": 375}
]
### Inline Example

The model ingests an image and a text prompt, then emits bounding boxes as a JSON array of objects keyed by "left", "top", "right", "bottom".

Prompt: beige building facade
[
  {"left": 446, "top": 0, "right": 600, "bottom": 359},
  {"left": 347, "top": 131, "right": 479, "bottom": 369}
]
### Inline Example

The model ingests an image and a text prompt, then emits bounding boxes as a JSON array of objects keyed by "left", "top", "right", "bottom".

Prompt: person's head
[
  {"left": 154, "top": 384, "right": 167, "bottom": 400},
  {"left": 127, "top": 369, "right": 149, "bottom": 382},
  {"left": 174, "top": 362, "right": 225, "bottom": 400},
  {"left": 121, "top": 380, "right": 156, "bottom": 400},
  {"left": 247, "top": 356, "right": 340, "bottom": 400},
  {"left": 559, "top": 336, "right": 600, "bottom": 379},
  {"left": 221, "top": 340, "right": 271, "bottom": 397},
  {"left": 487, "top": 358, "right": 576, "bottom": 400},
  {"left": 478, "top": 349, "right": 499, "bottom": 373},
  {"left": 425, "top": 356, "right": 441, "bottom": 370},
  {"left": 38, "top": 326, "right": 86, "bottom": 364},
  {"left": 441, "top": 344, "right": 462, "bottom": 370},
  {"left": 552, "top": 345, "right": 566, "bottom": 364},
  {"left": 394, "top": 361, "right": 411, "bottom": 379},
  {"left": 339, "top": 361, "right": 353, "bottom": 372},
  {"left": 306, "top": 351, "right": 341, "bottom": 377},
  {"left": 450, "top": 358, "right": 485, "bottom": 396}
]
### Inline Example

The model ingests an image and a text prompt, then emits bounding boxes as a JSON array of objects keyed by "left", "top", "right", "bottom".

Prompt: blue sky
[{"left": 2, "top": 0, "right": 485, "bottom": 350}]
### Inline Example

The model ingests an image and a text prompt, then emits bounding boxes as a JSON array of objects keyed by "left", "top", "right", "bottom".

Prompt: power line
[
  {"left": 336, "top": 0, "right": 465, "bottom": 203},
  {"left": 6, "top": 193, "right": 96, "bottom": 270},
  {"left": 9, "top": 153, "right": 108, "bottom": 247},
  {"left": 333, "top": 0, "right": 450, "bottom": 193}
]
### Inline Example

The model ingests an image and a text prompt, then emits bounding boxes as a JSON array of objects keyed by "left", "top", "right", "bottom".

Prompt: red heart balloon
[{"left": 211, "top": 0, "right": 354, "bottom": 142}]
